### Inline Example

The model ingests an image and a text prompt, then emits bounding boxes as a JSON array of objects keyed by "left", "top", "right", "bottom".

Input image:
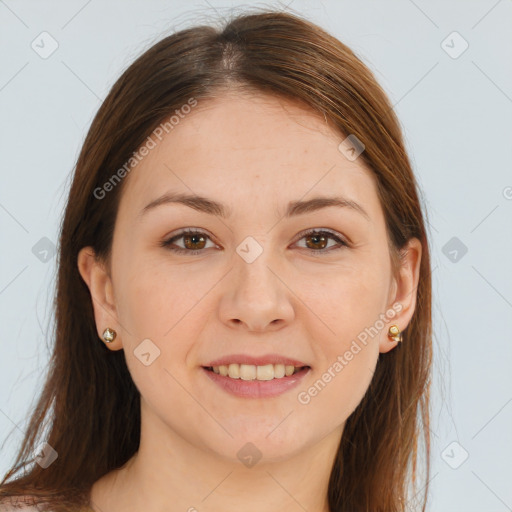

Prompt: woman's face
[{"left": 80, "top": 91, "right": 420, "bottom": 463}]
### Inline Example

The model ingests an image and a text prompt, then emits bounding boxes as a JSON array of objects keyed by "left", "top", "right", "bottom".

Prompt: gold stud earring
[
  {"left": 388, "top": 324, "right": 402, "bottom": 343},
  {"left": 102, "top": 327, "right": 117, "bottom": 343}
]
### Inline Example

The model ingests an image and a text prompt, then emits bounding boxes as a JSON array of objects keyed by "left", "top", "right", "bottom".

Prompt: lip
[
  {"left": 202, "top": 366, "right": 311, "bottom": 398},
  {"left": 204, "top": 354, "right": 309, "bottom": 367}
]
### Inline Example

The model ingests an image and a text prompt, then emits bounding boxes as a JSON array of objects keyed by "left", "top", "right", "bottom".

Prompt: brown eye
[
  {"left": 305, "top": 233, "right": 329, "bottom": 250},
  {"left": 161, "top": 229, "right": 215, "bottom": 255},
  {"left": 295, "top": 229, "right": 348, "bottom": 255},
  {"left": 161, "top": 228, "right": 348, "bottom": 256},
  {"left": 182, "top": 233, "right": 207, "bottom": 250}
]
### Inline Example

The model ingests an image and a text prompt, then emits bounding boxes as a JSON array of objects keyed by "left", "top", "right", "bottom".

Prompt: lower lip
[{"left": 201, "top": 366, "right": 311, "bottom": 398}]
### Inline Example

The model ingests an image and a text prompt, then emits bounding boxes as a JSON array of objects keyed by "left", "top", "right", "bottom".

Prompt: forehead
[{"left": 118, "top": 92, "right": 380, "bottom": 221}]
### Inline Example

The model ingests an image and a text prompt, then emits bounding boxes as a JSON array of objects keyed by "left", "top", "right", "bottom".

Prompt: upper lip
[{"left": 203, "top": 354, "right": 310, "bottom": 368}]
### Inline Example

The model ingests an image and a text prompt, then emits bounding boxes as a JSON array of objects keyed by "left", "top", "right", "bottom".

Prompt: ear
[
  {"left": 379, "top": 237, "right": 422, "bottom": 353},
  {"left": 77, "top": 246, "right": 123, "bottom": 351}
]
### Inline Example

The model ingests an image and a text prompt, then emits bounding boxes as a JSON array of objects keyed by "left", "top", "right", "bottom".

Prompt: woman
[{"left": 0, "top": 8, "right": 432, "bottom": 512}]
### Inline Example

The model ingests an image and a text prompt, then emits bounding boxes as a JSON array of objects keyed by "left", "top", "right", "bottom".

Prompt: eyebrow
[{"left": 139, "top": 192, "right": 370, "bottom": 221}]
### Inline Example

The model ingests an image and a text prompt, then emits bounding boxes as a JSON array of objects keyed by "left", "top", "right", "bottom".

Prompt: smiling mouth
[{"left": 202, "top": 364, "right": 310, "bottom": 381}]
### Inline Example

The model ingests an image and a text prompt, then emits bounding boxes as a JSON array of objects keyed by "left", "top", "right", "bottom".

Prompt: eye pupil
[
  {"left": 306, "top": 234, "right": 327, "bottom": 250},
  {"left": 184, "top": 234, "right": 206, "bottom": 250}
]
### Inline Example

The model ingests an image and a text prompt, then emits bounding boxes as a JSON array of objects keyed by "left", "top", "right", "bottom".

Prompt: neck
[{"left": 89, "top": 401, "right": 342, "bottom": 512}]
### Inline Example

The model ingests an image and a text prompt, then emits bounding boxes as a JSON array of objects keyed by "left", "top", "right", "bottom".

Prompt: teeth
[
  {"left": 228, "top": 363, "right": 240, "bottom": 379},
  {"left": 209, "top": 363, "right": 304, "bottom": 380}
]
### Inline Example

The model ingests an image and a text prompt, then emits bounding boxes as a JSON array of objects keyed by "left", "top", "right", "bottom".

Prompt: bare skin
[{"left": 78, "top": 91, "right": 421, "bottom": 512}]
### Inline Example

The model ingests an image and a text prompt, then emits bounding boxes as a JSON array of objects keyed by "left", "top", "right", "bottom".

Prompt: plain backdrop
[{"left": 1, "top": 1, "right": 511, "bottom": 510}]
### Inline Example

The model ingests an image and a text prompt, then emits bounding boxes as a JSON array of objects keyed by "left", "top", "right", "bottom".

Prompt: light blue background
[{"left": 1, "top": 1, "right": 511, "bottom": 510}]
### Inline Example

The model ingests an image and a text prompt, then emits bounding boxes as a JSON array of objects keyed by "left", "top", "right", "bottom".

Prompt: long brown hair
[{"left": 0, "top": 8, "right": 432, "bottom": 512}]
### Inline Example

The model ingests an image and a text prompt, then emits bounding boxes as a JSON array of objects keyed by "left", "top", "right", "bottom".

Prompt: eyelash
[{"left": 160, "top": 228, "right": 348, "bottom": 256}]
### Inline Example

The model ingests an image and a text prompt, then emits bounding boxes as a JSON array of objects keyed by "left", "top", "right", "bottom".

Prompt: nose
[{"left": 218, "top": 247, "right": 295, "bottom": 332}]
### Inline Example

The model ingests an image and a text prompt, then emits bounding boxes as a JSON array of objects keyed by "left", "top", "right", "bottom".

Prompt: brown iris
[
  {"left": 183, "top": 233, "right": 207, "bottom": 250},
  {"left": 305, "top": 233, "right": 328, "bottom": 250}
]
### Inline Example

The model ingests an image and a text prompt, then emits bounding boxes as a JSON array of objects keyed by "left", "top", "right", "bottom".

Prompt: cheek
[
  {"left": 114, "top": 263, "right": 214, "bottom": 383},
  {"left": 293, "top": 259, "right": 389, "bottom": 342},
  {"left": 116, "top": 268, "right": 201, "bottom": 408},
  {"left": 116, "top": 276, "right": 172, "bottom": 339},
  {"left": 308, "top": 345, "right": 379, "bottom": 422},
  {"left": 114, "top": 253, "right": 208, "bottom": 338},
  {"left": 297, "top": 324, "right": 380, "bottom": 424},
  {"left": 292, "top": 263, "right": 386, "bottom": 417}
]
